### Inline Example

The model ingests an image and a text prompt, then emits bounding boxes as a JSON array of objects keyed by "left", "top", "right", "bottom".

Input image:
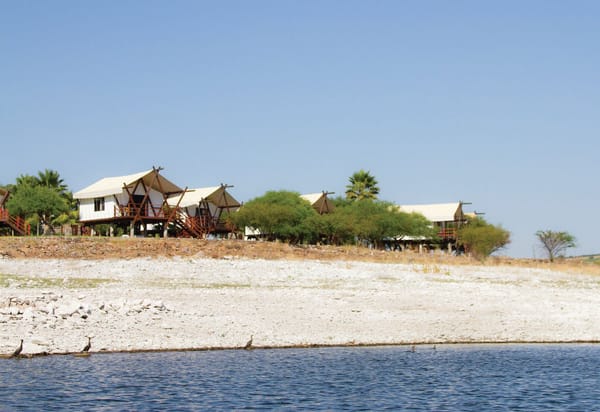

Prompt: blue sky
[{"left": 1, "top": 1, "right": 598, "bottom": 258}]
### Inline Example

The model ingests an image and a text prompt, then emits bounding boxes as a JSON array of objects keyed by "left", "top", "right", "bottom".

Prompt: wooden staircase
[
  {"left": 173, "top": 211, "right": 215, "bottom": 239},
  {"left": 0, "top": 208, "right": 31, "bottom": 236}
]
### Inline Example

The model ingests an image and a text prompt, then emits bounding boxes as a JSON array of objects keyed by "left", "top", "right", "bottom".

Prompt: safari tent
[
  {"left": 73, "top": 167, "right": 186, "bottom": 237},
  {"left": 300, "top": 192, "right": 335, "bottom": 214},
  {"left": 167, "top": 185, "right": 240, "bottom": 238},
  {"left": 397, "top": 202, "right": 465, "bottom": 240}
]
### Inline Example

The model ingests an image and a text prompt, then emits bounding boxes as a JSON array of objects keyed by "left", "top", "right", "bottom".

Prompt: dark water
[{"left": 2, "top": 345, "right": 599, "bottom": 411}]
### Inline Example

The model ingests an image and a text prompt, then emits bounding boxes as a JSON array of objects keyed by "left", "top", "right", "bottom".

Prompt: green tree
[
  {"left": 228, "top": 190, "right": 318, "bottom": 243},
  {"left": 6, "top": 185, "right": 70, "bottom": 234},
  {"left": 36, "top": 169, "right": 69, "bottom": 196},
  {"left": 7, "top": 169, "right": 75, "bottom": 233},
  {"left": 458, "top": 217, "right": 510, "bottom": 259},
  {"left": 345, "top": 170, "right": 380, "bottom": 201},
  {"left": 14, "top": 174, "right": 38, "bottom": 188},
  {"left": 535, "top": 230, "right": 576, "bottom": 262},
  {"left": 319, "top": 198, "right": 435, "bottom": 247}
]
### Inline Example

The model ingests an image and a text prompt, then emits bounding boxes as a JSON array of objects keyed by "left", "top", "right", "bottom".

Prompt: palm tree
[
  {"left": 15, "top": 174, "right": 38, "bottom": 188},
  {"left": 345, "top": 170, "right": 380, "bottom": 201},
  {"left": 36, "top": 169, "right": 68, "bottom": 195}
]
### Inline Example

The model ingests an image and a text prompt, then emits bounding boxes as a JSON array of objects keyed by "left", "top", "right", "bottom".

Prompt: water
[{"left": 2, "top": 345, "right": 599, "bottom": 411}]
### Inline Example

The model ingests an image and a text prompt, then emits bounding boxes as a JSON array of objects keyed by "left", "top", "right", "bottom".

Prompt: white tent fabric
[
  {"left": 300, "top": 193, "right": 323, "bottom": 205},
  {"left": 73, "top": 170, "right": 183, "bottom": 199},
  {"left": 397, "top": 202, "right": 462, "bottom": 223},
  {"left": 168, "top": 186, "right": 240, "bottom": 208},
  {"left": 301, "top": 192, "right": 335, "bottom": 213}
]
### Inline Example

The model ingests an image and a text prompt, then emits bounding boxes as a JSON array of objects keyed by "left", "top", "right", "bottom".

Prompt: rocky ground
[{"left": 1, "top": 243, "right": 600, "bottom": 356}]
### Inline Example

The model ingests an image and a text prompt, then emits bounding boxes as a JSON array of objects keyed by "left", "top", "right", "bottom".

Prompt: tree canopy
[
  {"left": 536, "top": 230, "right": 576, "bottom": 261},
  {"left": 6, "top": 185, "right": 70, "bottom": 231},
  {"left": 345, "top": 170, "right": 380, "bottom": 201},
  {"left": 324, "top": 199, "right": 435, "bottom": 247},
  {"left": 36, "top": 169, "right": 69, "bottom": 196},
  {"left": 5, "top": 169, "right": 74, "bottom": 234},
  {"left": 228, "top": 190, "right": 318, "bottom": 243},
  {"left": 458, "top": 216, "right": 510, "bottom": 259},
  {"left": 229, "top": 191, "right": 435, "bottom": 247}
]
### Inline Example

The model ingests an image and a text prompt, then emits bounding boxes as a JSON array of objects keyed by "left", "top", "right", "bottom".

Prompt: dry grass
[
  {"left": 1, "top": 237, "right": 599, "bottom": 275},
  {"left": 0, "top": 273, "right": 114, "bottom": 289}
]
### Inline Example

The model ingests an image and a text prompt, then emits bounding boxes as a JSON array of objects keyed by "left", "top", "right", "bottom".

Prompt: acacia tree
[
  {"left": 311, "top": 198, "right": 435, "bottom": 247},
  {"left": 228, "top": 190, "right": 318, "bottom": 243},
  {"left": 536, "top": 230, "right": 576, "bottom": 262},
  {"left": 345, "top": 170, "right": 380, "bottom": 201},
  {"left": 458, "top": 216, "right": 510, "bottom": 260}
]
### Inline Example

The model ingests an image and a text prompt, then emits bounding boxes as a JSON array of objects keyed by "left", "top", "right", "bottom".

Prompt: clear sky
[{"left": 1, "top": 1, "right": 598, "bottom": 258}]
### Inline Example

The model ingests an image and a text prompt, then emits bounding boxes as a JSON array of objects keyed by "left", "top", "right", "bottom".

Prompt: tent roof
[
  {"left": 301, "top": 192, "right": 335, "bottom": 213},
  {"left": 73, "top": 169, "right": 183, "bottom": 199},
  {"left": 397, "top": 202, "right": 463, "bottom": 223},
  {"left": 300, "top": 193, "right": 324, "bottom": 205},
  {"left": 169, "top": 186, "right": 240, "bottom": 208}
]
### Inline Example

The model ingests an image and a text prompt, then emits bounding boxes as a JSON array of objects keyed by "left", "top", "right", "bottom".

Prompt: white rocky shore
[{"left": 1, "top": 256, "right": 599, "bottom": 356}]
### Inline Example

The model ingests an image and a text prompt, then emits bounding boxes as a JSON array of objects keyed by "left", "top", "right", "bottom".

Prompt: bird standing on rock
[
  {"left": 10, "top": 339, "right": 23, "bottom": 358},
  {"left": 82, "top": 337, "right": 92, "bottom": 352},
  {"left": 244, "top": 335, "right": 253, "bottom": 350}
]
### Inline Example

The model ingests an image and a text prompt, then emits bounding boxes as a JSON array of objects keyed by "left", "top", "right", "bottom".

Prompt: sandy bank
[{"left": 1, "top": 255, "right": 599, "bottom": 356}]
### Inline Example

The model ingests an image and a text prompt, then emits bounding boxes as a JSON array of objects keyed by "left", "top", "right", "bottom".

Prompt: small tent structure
[
  {"left": 397, "top": 202, "right": 465, "bottom": 240},
  {"left": 0, "top": 188, "right": 31, "bottom": 236},
  {"left": 73, "top": 167, "right": 185, "bottom": 237},
  {"left": 300, "top": 192, "right": 335, "bottom": 214},
  {"left": 168, "top": 185, "right": 240, "bottom": 238},
  {"left": 398, "top": 202, "right": 466, "bottom": 243}
]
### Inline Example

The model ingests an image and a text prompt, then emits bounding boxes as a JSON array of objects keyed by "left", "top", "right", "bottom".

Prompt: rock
[
  {"left": 5, "top": 307, "right": 20, "bottom": 316},
  {"left": 22, "top": 307, "right": 36, "bottom": 320},
  {"left": 56, "top": 301, "right": 81, "bottom": 318}
]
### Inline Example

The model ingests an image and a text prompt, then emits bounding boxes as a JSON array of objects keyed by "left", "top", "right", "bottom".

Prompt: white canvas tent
[
  {"left": 397, "top": 202, "right": 464, "bottom": 224},
  {"left": 167, "top": 185, "right": 240, "bottom": 238},
  {"left": 300, "top": 192, "right": 335, "bottom": 214},
  {"left": 73, "top": 168, "right": 185, "bottom": 236},
  {"left": 395, "top": 202, "right": 466, "bottom": 247}
]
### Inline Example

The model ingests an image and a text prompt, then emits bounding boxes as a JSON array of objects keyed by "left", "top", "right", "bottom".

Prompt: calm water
[{"left": 1, "top": 345, "right": 599, "bottom": 411}]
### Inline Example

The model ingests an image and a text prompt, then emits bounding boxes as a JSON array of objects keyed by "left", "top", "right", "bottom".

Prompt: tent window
[{"left": 94, "top": 197, "right": 105, "bottom": 212}]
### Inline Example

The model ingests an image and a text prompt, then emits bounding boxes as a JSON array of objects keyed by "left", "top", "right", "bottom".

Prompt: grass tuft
[{"left": 0, "top": 274, "right": 114, "bottom": 289}]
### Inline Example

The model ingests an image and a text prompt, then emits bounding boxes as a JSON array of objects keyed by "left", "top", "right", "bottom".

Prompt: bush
[{"left": 458, "top": 217, "right": 510, "bottom": 259}]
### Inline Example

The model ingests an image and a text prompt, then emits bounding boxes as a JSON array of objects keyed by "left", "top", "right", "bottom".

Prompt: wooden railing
[
  {"left": 0, "top": 208, "right": 31, "bottom": 235},
  {"left": 438, "top": 228, "right": 457, "bottom": 239},
  {"left": 114, "top": 204, "right": 167, "bottom": 219},
  {"left": 190, "top": 216, "right": 215, "bottom": 232}
]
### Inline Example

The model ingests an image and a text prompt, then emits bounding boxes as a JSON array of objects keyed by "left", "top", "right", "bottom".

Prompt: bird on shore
[
  {"left": 244, "top": 335, "right": 253, "bottom": 350},
  {"left": 10, "top": 339, "right": 23, "bottom": 358},
  {"left": 82, "top": 337, "right": 92, "bottom": 352}
]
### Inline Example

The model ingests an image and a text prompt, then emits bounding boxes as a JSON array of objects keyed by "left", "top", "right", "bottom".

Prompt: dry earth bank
[{"left": 1, "top": 238, "right": 599, "bottom": 356}]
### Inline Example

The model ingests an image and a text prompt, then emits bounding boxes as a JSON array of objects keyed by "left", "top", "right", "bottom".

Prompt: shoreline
[
  {"left": 4, "top": 340, "right": 600, "bottom": 360},
  {"left": 2, "top": 254, "right": 600, "bottom": 357}
]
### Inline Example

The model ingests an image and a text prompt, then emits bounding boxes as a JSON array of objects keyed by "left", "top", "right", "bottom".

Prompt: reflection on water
[{"left": 1, "top": 344, "right": 599, "bottom": 411}]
